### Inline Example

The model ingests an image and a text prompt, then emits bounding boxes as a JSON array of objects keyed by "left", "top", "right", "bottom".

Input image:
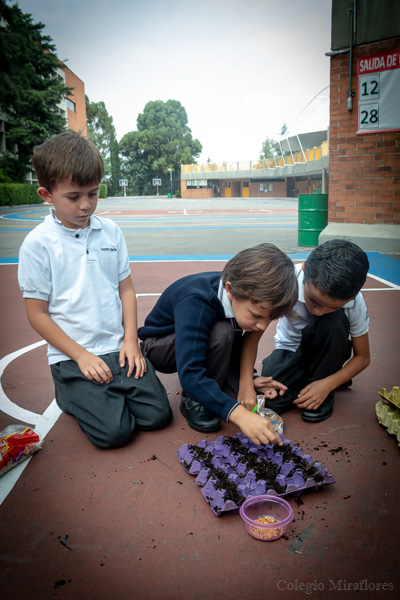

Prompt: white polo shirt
[
  {"left": 274, "top": 263, "right": 369, "bottom": 352},
  {"left": 18, "top": 210, "right": 131, "bottom": 365}
]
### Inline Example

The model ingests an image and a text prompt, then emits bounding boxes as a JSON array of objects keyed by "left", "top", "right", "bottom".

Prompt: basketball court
[{"left": 1, "top": 197, "right": 399, "bottom": 599}]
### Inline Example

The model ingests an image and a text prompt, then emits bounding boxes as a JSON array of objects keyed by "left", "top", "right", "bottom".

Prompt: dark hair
[
  {"left": 222, "top": 243, "right": 298, "bottom": 319},
  {"left": 304, "top": 239, "right": 369, "bottom": 300},
  {"left": 32, "top": 131, "right": 104, "bottom": 191}
]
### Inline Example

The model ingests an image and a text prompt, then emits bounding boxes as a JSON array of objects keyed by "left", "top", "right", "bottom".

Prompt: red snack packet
[{"left": 0, "top": 425, "right": 42, "bottom": 477}]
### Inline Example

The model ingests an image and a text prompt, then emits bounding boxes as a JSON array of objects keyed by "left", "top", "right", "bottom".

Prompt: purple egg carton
[{"left": 177, "top": 433, "right": 335, "bottom": 516}]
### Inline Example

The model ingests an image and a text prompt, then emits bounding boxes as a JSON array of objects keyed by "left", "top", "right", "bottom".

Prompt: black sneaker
[
  {"left": 180, "top": 392, "right": 221, "bottom": 433},
  {"left": 301, "top": 395, "right": 334, "bottom": 423}
]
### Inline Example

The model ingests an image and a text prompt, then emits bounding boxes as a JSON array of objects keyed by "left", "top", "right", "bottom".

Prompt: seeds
[
  {"left": 249, "top": 515, "right": 284, "bottom": 540},
  {"left": 255, "top": 516, "right": 279, "bottom": 524}
]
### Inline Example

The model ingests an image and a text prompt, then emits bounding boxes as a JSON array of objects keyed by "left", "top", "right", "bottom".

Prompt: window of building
[
  {"left": 259, "top": 183, "right": 274, "bottom": 192},
  {"left": 225, "top": 182, "right": 231, "bottom": 188},
  {"left": 187, "top": 179, "right": 207, "bottom": 188},
  {"left": 67, "top": 98, "right": 76, "bottom": 112}
]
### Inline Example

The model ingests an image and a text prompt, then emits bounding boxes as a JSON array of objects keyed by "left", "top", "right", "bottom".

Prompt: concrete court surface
[{"left": 0, "top": 197, "right": 399, "bottom": 600}]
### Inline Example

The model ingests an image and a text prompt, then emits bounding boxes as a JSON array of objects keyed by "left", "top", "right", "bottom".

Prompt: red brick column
[{"left": 329, "top": 37, "right": 400, "bottom": 225}]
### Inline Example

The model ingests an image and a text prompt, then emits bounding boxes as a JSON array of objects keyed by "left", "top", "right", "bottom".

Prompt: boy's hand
[
  {"left": 237, "top": 386, "right": 257, "bottom": 411},
  {"left": 77, "top": 351, "right": 113, "bottom": 383},
  {"left": 254, "top": 376, "right": 287, "bottom": 400},
  {"left": 229, "top": 405, "right": 283, "bottom": 446},
  {"left": 293, "top": 379, "right": 332, "bottom": 410},
  {"left": 119, "top": 341, "right": 147, "bottom": 379}
]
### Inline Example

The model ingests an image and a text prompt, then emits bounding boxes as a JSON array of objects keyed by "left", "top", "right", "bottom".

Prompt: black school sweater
[{"left": 138, "top": 272, "right": 240, "bottom": 421}]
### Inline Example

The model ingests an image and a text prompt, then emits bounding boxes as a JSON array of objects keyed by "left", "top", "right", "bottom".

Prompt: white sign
[
  {"left": 357, "top": 49, "right": 400, "bottom": 134},
  {"left": 119, "top": 179, "right": 128, "bottom": 186},
  {"left": 152, "top": 178, "right": 162, "bottom": 186}
]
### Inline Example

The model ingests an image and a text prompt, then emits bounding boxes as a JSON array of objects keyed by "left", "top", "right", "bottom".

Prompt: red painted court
[{"left": 0, "top": 258, "right": 399, "bottom": 600}]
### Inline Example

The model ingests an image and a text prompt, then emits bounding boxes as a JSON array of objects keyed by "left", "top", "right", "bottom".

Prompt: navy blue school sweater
[{"left": 138, "top": 272, "right": 241, "bottom": 421}]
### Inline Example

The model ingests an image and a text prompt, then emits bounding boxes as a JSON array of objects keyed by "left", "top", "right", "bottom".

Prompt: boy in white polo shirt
[
  {"left": 259, "top": 239, "right": 370, "bottom": 422},
  {"left": 18, "top": 132, "right": 172, "bottom": 448}
]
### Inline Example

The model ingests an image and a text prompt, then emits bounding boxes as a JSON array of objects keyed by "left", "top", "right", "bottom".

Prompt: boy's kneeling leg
[
  {"left": 125, "top": 359, "right": 172, "bottom": 431},
  {"left": 51, "top": 358, "right": 135, "bottom": 448}
]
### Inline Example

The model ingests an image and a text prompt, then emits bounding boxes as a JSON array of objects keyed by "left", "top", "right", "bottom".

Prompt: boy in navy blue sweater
[{"left": 139, "top": 244, "right": 298, "bottom": 446}]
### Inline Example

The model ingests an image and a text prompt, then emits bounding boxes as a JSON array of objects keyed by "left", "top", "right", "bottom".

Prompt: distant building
[
  {"left": 180, "top": 132, "right": 329, "bottom": 200},
  {"left": 58, "top": 64, "right": 87, "bottom": 137}
]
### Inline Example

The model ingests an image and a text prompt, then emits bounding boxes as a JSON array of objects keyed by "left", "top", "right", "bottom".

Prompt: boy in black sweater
[{"left": 139, "top": 244, "right": 298, "bottom": 446}]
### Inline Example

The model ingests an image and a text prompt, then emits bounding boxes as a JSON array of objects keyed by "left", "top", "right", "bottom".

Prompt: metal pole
[{"left": 170, "top": 169, "right": 173, "bottom": 197}]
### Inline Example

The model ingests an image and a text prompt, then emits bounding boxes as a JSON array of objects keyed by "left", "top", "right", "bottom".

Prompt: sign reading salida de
[{"left": 357, "top": 49, "right": 400, "bottom": 134}]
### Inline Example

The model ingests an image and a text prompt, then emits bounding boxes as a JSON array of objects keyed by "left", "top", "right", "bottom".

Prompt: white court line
[
  {"left": 366, "top": 273, "right": 400, "bottom": 290},
  {"left": 0, "top": 340, "right": 62, "bottom": 504}
]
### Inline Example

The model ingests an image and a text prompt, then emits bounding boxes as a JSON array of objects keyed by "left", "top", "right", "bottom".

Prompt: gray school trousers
[
  {"left": 140, "top": 319, "right": 244, "bottom": 400},
  {"left": 261, "top": 309, "right": 352, "bottom": 413},
  {"left": 50, "top": 353, "right": 172, "bottom": 448}
]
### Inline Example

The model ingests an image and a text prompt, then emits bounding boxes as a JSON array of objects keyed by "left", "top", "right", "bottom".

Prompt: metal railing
[{"left": 181, "top": 141, "right": 329, "bottom": 174}]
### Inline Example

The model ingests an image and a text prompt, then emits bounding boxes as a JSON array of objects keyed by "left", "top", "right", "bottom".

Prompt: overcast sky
[{"left": 16, "top": 0, "right": 332, "bottom": 163}]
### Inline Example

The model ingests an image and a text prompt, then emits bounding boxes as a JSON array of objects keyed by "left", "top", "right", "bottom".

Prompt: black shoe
[
  {"left": 180, "top": 392, "right": 221, "bottom": 433},
  {"left": 302, "top": 395, "right": 334, "bottom": 423}
]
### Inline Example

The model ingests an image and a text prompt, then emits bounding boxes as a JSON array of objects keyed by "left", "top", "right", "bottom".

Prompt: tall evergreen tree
[
  {"left": 119, "top": 99, "right": 202, "bottom": 195},
  {"left": 0, "top": 0, "right": 70, "bottom": 181},
  {"left": 86, "top": 97, "right": 120, "bottom": 195}
]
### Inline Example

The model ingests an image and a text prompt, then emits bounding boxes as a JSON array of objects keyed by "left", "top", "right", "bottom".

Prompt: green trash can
[
  {"left": 298, "top": 193, "right": 328, "bottom": 246},
  {"left": 168, "top": 193, "right": 171, "bottom": 198}
]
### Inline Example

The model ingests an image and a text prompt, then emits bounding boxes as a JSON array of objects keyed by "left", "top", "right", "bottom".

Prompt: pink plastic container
[{"left": 239, "top": 495, "right": 294, "bottom": 541}]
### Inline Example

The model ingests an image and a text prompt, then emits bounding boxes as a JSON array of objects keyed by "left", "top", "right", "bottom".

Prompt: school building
[
  {"left": 58, "top": 64, "right": 87, "bottom": 138},
  {"left": 180, "top": 130, "right": 329, "bottom": 200},
  {"left": 180, "top": 0, "right": 400, "bottom": 252}
]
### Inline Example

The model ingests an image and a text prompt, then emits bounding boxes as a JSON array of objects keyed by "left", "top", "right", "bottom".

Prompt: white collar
[
  {"left": 49, "top": 208, "right": 101, "bottom": 231},
  {"left": 218, "top": 278, "right": 235, "bottom": 318}
]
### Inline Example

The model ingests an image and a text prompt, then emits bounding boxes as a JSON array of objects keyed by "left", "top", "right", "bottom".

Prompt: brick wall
[
  {"left": 181, "top": 181, "right": 214, "bottom": 198},
  {"left": 64, "top": 67, "right": 87, "bottom": 137},
  {"left": 329, "top": 37, "right": 400, "bottom": 224},
  {"left": 249, "top": 180, "right": 287, "bottom": 197}
]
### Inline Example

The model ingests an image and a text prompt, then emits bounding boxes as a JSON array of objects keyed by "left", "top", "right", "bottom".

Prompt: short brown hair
[
  {"left": 222, "top": 243, "right": 298, "bottom": 319},
  {"left": 32, "top": 131, "right": 104, "bottom": 191}
]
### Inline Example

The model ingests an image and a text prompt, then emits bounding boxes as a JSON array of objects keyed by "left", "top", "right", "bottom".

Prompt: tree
[
  {"left": 0, "top": 0, "right": 70, "bottom": 181},
  {"left": 85, "top": 96, "right": 120, "bottom": 195},
  {"left": 260, "top": 136, "right": 277, "bottom": 160},
  {"left": 280, "top": 122, "right": 288, "bottom": 136},
  {"left": 119, "top": 99, "right": 202, "bottom": 196}
]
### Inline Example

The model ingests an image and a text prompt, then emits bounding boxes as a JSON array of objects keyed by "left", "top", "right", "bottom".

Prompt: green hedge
[{"left": 0, "top": 183, "right": 41, "bottom": 207}]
